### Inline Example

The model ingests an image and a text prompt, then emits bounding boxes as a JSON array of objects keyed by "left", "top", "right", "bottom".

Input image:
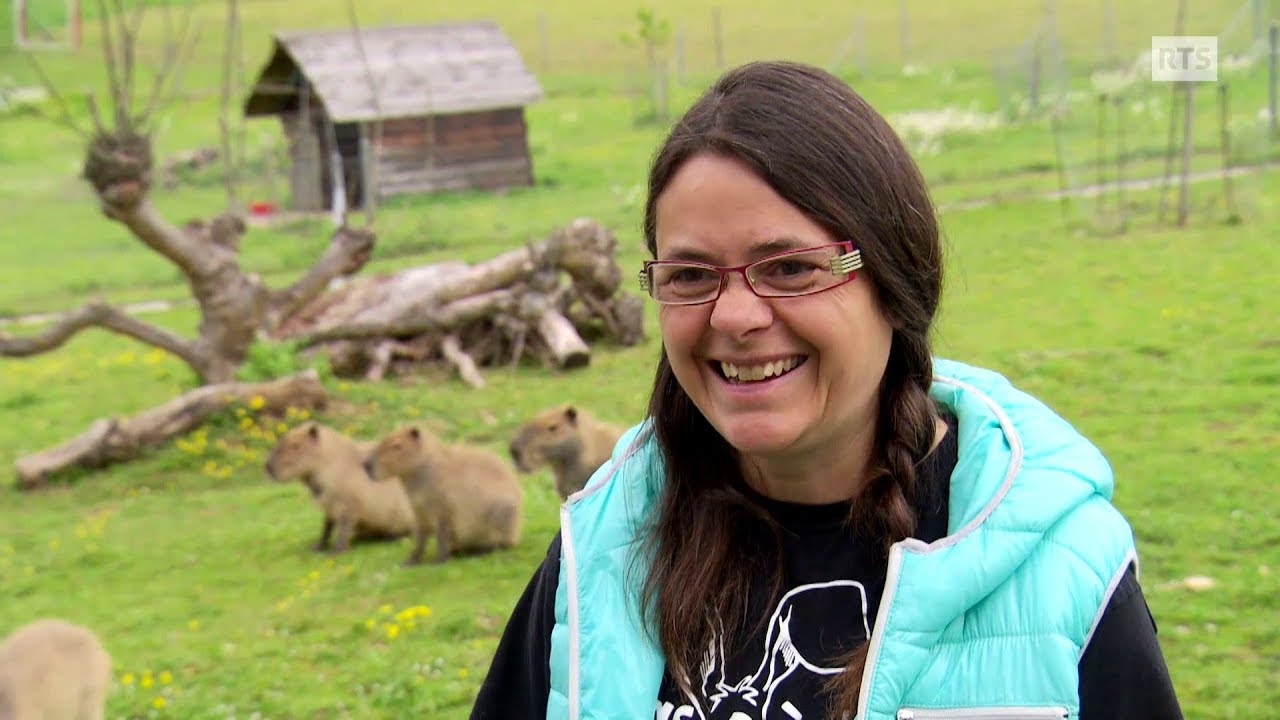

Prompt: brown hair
[{"left": 638, "top": 61, "right": 944, "bottom": 712}]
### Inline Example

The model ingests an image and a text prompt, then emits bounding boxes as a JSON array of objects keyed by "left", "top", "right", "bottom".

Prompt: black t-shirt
[{"left": 471, "top": 418, "right": 1183, "bottom": 720}]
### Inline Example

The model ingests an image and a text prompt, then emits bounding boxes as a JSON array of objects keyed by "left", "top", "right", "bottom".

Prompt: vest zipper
[{"left": 897, "top": 708, "right": 1069, "bottom": 720}]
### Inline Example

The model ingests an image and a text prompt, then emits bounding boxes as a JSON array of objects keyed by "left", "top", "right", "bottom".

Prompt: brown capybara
[
  {"left": 265, "top": 421, "right": 418, "bottom": 553},
  {"left": 366, "top": 425, "right": 522, "bottom": 566},
  {"left": 509, "top": 405, "right": 626, "bottom": 499},
  {"left": 0, "top": 618, "right": 111, "bottom": 720}
]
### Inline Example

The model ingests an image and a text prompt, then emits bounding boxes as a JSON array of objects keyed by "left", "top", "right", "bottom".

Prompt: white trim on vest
[
  {"left": 855, "top": 372, "right": 1026, "bottom": 719},
  {"left": 559, "top": 423, "right": 654, "bottom": 719},
  {"left": 1079, "top": 548, "right": 1139, "bottom": 661},
  {"left": 560, "top": 503, "right": 582, "bottom": 720}
]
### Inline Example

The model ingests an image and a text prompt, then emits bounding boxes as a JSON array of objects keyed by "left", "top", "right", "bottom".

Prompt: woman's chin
[{"left": 712, "top": 415, "right": 803, "bottom": 457}]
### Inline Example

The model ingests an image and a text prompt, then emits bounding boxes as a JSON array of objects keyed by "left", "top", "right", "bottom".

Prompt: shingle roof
[{"left": 244, "top": 20, "right": 543, "bottom": 123}]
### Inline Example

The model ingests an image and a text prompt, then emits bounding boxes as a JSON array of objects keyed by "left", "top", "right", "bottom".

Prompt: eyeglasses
[{"left": 638, "top": 242, "right": 863, "bottom": 306}]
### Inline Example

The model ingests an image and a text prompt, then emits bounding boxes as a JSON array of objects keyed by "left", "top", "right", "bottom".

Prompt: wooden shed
[{"left": 243, "top": 21, "right": 543, "bottom": 211}]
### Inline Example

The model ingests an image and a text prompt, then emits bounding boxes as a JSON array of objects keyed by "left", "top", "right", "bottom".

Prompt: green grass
[{"left": 1, "top": 1, "right": 1278, "bottom": 718}]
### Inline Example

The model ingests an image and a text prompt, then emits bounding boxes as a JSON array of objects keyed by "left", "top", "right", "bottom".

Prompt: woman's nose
[{"left": 708, "top": 274, "right": 773, "bottom": 336}]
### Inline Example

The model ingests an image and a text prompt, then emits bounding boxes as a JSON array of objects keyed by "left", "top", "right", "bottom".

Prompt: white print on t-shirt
[{"left": 655, "top": 580, "right": 871, "bottom": 720}]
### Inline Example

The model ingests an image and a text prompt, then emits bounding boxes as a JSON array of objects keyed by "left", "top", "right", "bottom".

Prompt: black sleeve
[
  {"left": 470, "top": 532, "right": 562, "bottom": 720},
  {"left": 1078, "top": 564, "right": 1184, "bottom": 720}
]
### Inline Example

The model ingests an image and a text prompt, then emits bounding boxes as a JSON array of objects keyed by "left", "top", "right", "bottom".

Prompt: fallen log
[
  {"left": 276, "top": 217, "right": 645, "bottom": 385},
  {"left": 14, "top": 370, "right": 329, "bottom": 489}
]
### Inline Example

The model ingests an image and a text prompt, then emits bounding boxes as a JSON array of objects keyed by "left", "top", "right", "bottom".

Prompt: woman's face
[{"left": 653, "top": 153, "right": 894, "bottom": 465}]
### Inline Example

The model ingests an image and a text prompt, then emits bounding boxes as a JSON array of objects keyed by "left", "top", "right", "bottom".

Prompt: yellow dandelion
[
  {"left": 152, "top": 696, "right": 167, "bottom": 709},
  {"left": 297, "top": 410, "right": 311, "bottom": 421},
  {"left": 238, "top": 417, "right": 254, "bottom": 431},
  {"left": 140, "top": 671, "right": 153, "bottom": 689},
  {"left": 276, "top": 423, "right": 289, "bottom": 434},
  {"left": 121, "top": 672, "right": 135, "bottom": 686},
  {"left": 364, "top": 618, "right": 376, "bottom": 630},
  {"left": 159, "top": 670, "right": 173, "bottom": 685},
  {"left": 386, "top": 624, "right": 401, "bottom": 640},
  {"left": 187, "top": 620, "right": 200, "bottom": 631},
  {"left": 249, "top": 395, "right": 266, "bottom": 410},
  {"left": 459, "top": 668, "right": 469, "bottom": 679}
]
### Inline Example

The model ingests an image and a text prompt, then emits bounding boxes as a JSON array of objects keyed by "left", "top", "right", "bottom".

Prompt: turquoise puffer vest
[{"left": 547, "top": 359, "right": 1137, "bottom": 720}]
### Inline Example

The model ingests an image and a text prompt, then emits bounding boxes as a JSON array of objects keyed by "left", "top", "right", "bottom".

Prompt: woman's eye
[
  {"left": 670, "top": 268, "right": 716, "bottom": 284},
  {"left": 774, "top": 261, "right": 815, "bottom": 276},
  {"left": 759, "top": 259, "right": 819, "bottom": 278}
]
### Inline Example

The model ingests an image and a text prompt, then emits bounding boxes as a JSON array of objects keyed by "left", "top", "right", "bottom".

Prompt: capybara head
[
  {"left": 509, "top": 405, "right": 583, "bottom": 473},
  {"left": 367, "top": 425, "right": 432, "bottom": 480},
  {"left": 265, "top": 422, "right": 324, "bottom": 482}
]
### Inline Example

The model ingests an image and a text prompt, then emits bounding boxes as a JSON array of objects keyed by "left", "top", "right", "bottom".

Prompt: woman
[{"left": 471, "top": 61, "right": 1182, "bottom": 720}]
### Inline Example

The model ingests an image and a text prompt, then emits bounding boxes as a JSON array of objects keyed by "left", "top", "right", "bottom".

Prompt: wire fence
[{"left": 1, "top": 0, "right": 1276, "bottom": 235}]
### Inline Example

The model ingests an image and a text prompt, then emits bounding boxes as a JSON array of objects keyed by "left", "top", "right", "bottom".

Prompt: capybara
[
  {"left": 509, "top": 405, "right": 626, "bottom": 499},
  {"left": 367, "top": 425, "right": 522, "bottom": 566},
  {"left": 0, "top": 618, "right": 111, "bottom": 720},
  {"left": 265, "top": 422, "right": 418, "bottom": 553}
]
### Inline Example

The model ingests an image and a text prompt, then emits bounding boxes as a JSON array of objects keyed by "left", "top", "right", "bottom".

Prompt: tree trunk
[
  {"left": 0, "top": 131, "right": 377, "bottom": 384},
  {"left": 14, "top": 370, "right": 329, "bottom": 489}
]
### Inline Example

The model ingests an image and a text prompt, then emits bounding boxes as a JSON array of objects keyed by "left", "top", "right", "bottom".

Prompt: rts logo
[{"left": 1151, "top": 36, "right": 1218, "bottom": 81}]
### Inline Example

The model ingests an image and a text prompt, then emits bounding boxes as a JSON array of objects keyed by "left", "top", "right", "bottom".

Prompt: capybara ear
[
  {"left": 564, "top": 406, "right": 578, "bottom": 425},
  {"left": 408, "top": 426, "right": 421, "bottom": 440},
  {"left": 307, "top": 423, "right": 320, "bottom": 441}
]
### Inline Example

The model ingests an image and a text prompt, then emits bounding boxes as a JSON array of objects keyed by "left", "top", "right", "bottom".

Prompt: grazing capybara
[
  {"left": 0, "top": 618, "right": 111, "bottom": 720},
  {"left": 265, "top": 421, "right": 418, "bottom": 553},
  {"left": 509, "top": 405, "right": 626, "bottom": 499},
  {"left": 366, "top": 425, "right": 522, "bottom": 566}
]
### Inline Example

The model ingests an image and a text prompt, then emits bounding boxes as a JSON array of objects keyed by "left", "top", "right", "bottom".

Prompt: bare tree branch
[
  {"left": 218, "top": 0, "right": 242, "bottom": 212},
  {"left": 95, "top": 0, "right": 124, "bottom": 130},
  {"left": 136, "top": 1, "right": 199, "bottom": 128},
  {"left": 441, "top": 334, "right": 485, "bottom": 388},
  {"left": 0, "top": 301, "right": 204, "bottom": 369},
  {"left": 19, "top": 52, "right": 89, "bottom": 137},
  {"left": 117, "top": 0, "right": 149, "bottom": 125},
  {"left": 268, "top": 226, "right": 376, "bottom": 323},
  {"left": 107, "top": 199, "right": 206, "bottom": 275},
  {"left": 85, "top": 92, "right": 107, "bottom": 135}
]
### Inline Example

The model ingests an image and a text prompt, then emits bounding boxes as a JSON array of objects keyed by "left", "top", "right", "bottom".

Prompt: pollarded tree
[{"left": 0, "top": 0, "right": 375, "bottom": 385}]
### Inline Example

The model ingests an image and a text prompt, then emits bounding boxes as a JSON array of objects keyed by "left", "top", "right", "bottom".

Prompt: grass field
[{"left": 1, "top": 1, "right": 1278, "bottom": 718}]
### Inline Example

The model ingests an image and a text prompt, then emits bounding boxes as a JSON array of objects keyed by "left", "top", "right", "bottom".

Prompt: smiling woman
[{"left": 470, "top": 61, "right": 1184, "bottom": 720}]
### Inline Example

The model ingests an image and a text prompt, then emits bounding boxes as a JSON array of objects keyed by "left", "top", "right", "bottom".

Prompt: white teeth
[{"left": 719, "top": 356, "right": 801, "bottom": 383}]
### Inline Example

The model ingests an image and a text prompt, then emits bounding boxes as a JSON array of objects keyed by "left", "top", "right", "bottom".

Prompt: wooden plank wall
[
  {"left": 281, "top": 112, "right": 325, "bottom": 211},
  {"left": 373, "top": 108, "right": 535, "bottom": 197}
]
